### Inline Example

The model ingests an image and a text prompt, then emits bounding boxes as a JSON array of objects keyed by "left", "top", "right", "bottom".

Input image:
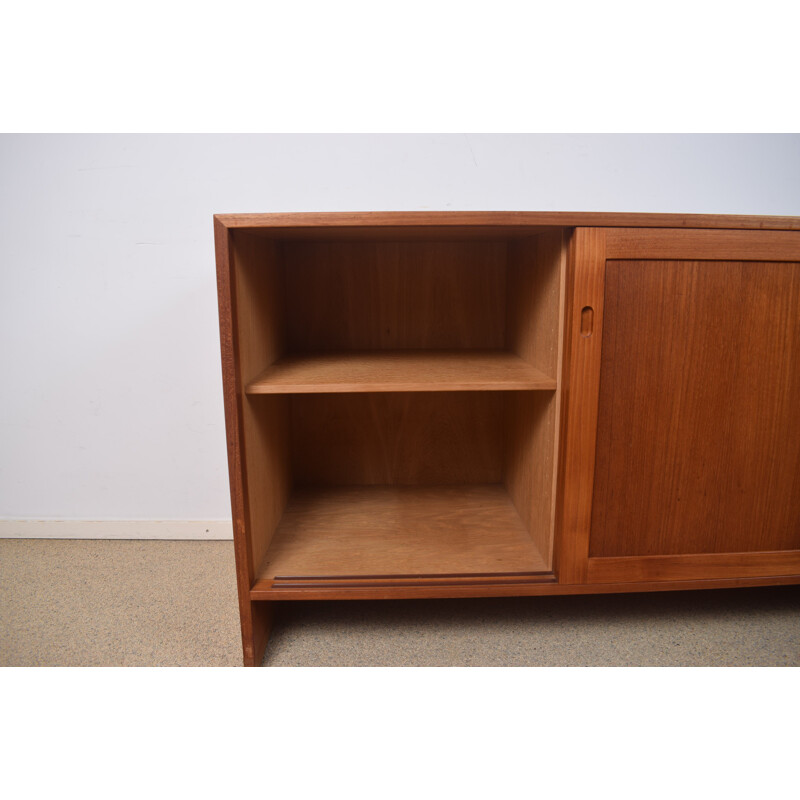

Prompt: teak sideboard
[{"left": 214, "top": 212, "right": 800, "bottom": 666}]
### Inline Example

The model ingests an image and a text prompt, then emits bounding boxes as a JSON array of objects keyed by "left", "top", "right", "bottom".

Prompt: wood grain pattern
[
  {"left": 230, "top": 232, "right": 284, "bottom": 383},
  {"left": 555, "top": 229, "right": 607, "bottom": 583},
  {"left": 232, "top": 235, "right": 291, "bottom": 576},
  {"left": 505, "top": 393, "right": 558, "bottom": 566},
  {"left": 246, "top": 350, "right": 556, "bottom": 394},
  {"left": 227, "top": 230, "right": 292, "bottom": 665},
  {"left": 283, "top": 240, "right": 507, "bottom": 351},
  {"left": 504, "top": 230, "right": 567, "bottom": 567},
  {"left": 253, "top": 485, "right": 549, "bottom": 581},
  {"left": 214, "top": 220, "right": 273, "bottom": 667},
  {"left": 591, "top": 259, "right": 800, "bottom": 557},
  {"left": 290, "top": 392, "right": 504, "bottom": 486},
  {"left": 506, "top": 231, "right": 565, "bottom": 376},
  {"left": 588, "top": 551, "right": 800, "bottom": 583},
  {"left": 215, "top": 211, "right": 800, "bottom": 232},
  {"left": 606, "top": 228, "right": 800, "bottom": 261},
  {"left": 240, "top": 395, "right": 290, "bottom": 565}
]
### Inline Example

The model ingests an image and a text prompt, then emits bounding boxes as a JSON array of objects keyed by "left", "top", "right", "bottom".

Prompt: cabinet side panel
[
  {"left": 505, "top": 392, "right": 557, "bottom": 566},
  {"left": 507, "top": 231, "right": 565, "bottom": 377},
  {"left": 215, "top": 220, "right": 273, "bottom": 666},
  {"left": 242, "top": 396, "right": 290, "bottom": 572},
  {"left": 231, "top": 232, "right": 290, "bottom": 575},
  {"left": 231, "top": 232, "right": 285, "bottom": 382},
  {"left": 505, "top": 231, "right": 567, "bottom": 567},
  {"left": 591, "top": 259, "right": 800, "bottom": 557}
]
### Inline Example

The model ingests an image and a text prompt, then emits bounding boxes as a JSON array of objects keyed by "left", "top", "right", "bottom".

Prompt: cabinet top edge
[{"left": 213, "top": 211, "right": 800, "bottom": 231}]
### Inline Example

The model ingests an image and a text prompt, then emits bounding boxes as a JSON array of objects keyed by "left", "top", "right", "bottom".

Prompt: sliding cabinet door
[{"left": 559, "top": 228, "right": 800, "bottom": 584}]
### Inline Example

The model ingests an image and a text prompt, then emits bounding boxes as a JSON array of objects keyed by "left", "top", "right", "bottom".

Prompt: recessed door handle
[{"left": 580, "top": 306, "right": 594, "bottom": 337}]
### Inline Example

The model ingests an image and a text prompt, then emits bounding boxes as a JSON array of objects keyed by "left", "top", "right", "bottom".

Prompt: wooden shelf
[
  {"left": 251, "top": 485, "right": 550, "bottom": 593},
  {"left": 246, "top": 351, "right": 556, "bottom": 394}
]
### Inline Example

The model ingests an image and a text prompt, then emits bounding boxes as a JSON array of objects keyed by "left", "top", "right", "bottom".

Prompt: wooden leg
[{"left": 241, "top": 601, "right": 273, "bottom": 667}]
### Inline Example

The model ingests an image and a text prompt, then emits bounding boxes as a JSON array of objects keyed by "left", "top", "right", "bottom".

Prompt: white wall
[{"left": 1, "top": 134, "right": 799, "bottom": 533}]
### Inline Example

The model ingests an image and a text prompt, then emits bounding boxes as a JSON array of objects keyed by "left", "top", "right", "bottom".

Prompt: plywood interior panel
[
  {"left": 507, "top": 231, "right": 565, "bottom": 376},
  {"left": 505, "top": 392, "right": 558, "bottom": 566},
  {"left": 255, "top": 485, "right": 549, "bottom": 579},
  {"left": 504, "top": 231, "right": 566, "bottom": 567},
  {"left": 591, "top": 259, "right": 800, "bottom": 557},
  {"left": 290, "top": 392, "right": 504, "bottom": 486},
  {"left": 282, "top": 240, "right": 507, "bottom": 351},
  {"left": 232, "top": 233, "right": 290, "bottom": 570},
  {"left": 231, "top": 232, "right": 284, "bottom": 382}
]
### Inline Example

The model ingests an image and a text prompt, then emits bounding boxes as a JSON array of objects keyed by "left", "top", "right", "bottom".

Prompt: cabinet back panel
[
  {"left": 282, "top": 240, "right": 507, "bottom": 351},
  {"left": 291, "top": 392, "right": 504, "bottom": 486},
  {"left": 591, "top": 260, "right": 800, "bottom": 556},
  {"left": 231, "top": 232, "right": 285, "bottom": 383}
]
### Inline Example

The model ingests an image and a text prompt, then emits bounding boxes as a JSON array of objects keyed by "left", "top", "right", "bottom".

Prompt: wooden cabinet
[{"left": 215, "top": 213, "right": 800, "bottom": 666}]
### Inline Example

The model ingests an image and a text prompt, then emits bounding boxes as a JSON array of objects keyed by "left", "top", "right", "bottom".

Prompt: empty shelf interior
[
  {"left": 252, "top": 485, "right": 549, "bottom": 588},
  {"left": 233, "top": 230, "right": 567, "bottom": 594}
]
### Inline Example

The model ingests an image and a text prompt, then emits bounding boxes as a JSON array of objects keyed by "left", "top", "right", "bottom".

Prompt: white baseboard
[{"left": 0, "top": 519, "right": 233, "bottom": 540}]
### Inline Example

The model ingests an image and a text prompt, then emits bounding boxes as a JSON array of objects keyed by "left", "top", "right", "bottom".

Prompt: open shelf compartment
[
  {"left": 232, "top": 231, "right": 564, "bottom": 391},
  {"left": 230, "top": 225, "right": 567, "bottom": 594}
]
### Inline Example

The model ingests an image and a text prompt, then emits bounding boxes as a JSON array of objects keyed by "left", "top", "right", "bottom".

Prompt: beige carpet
[{"left": 1, "top": 539, "right": 798, "bottom": 667}]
